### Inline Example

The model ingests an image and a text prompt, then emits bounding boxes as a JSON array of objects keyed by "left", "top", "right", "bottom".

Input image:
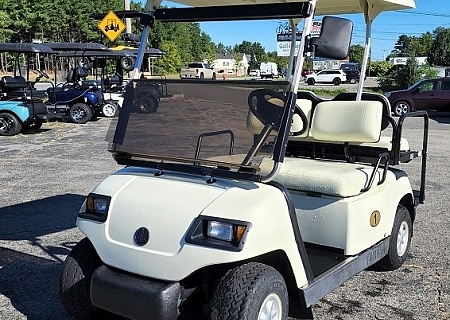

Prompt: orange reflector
[
  {"left": 235, "top": 225, "right": 246, "bottom": 243},
  {"left": 86, "top": 197, "right": 94, "bottom": 213}
]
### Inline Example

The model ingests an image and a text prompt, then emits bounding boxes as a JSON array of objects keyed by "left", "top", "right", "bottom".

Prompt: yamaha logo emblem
[{"left": 134, "top": 227, "right": 150, "bottom": 246}]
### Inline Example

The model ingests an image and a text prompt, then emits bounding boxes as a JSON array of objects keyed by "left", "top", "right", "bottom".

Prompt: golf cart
[
  {"left": 39, "top": 42, "right": 111, "bottom": 124},
  {"left": 55, "top": 49, "right": 139, "bottom": 118},
  {"left": 0, "top": 43, "right": 64, "bottom": 136},
  {"left": 60, "top": 1, "right": 428, "bottom": 320}
]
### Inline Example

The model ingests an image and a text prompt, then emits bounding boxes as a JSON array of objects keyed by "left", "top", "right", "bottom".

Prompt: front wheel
[
  {"left": 350, "top": 78, "right": 357, "bottom": 84},
  {"left": 0, "top": 112, "right": 22, "bottom": 136},
  {"left": 101, "top": 102, "right": 119, "bottom": 118},
  {"left": 376, "top": 205, "right": 412, "bottom": 271},
  {"left": 393, "top": 101, "right": 411, "bottom": 117},
  {"left": 134, "top": 96, "right": 158, "bottom": 113},
  {"left": 307, "top": 78, "right": 315, "bottom": 85},
  {"left": 60, "top": 238, "right": 111, "bottom": 320},
  {"left": 210, "top": 262, "right": 289, "bottom": 320},
  {"left": 69, "top": 103, "right": 93, "bottom": 124}
]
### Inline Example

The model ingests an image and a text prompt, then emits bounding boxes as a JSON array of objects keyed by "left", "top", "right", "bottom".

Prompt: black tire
[
  {"left": 307, "top": 78, "right": 315, "bottom": 85},
  {"left": 212, "top": 73, "right": 216, "bottom": 80},
  {"left": 60, "top": 238, "right": 109, "bottom": 320},
  {"left": 393, "top": 101, "right": 411, "bottom": 117},
  {"left": 200, "top": 72, "right": 205, "bottom": 79},
  {"left": 69, "top": 103, "right": 93, "bottom": 124},
  {"left": 22, "top": 119, "right": 44, "bottom": 132},
  {"left": 333, "top": 78, "right": 341, "bottom": 86},
  {"left": 101, "top": 102, "right": 119, "bottom": 118},
  {"left": 376, "top": 205, "right": 412, "bottom": 271},
  {"left": 134, "top": 96, "right": 158, "bottom": 113},
  {"left": 350, "top": 78, "right": 357, "bottom": 84},
  {"left": 0, "top": 112, "right": 22, "bottom": 136},
  {"left": 210, "top": 262, "right": 289, "bottom": 320},
  {"left": 121, "top": 57, "right": 135, "bottom": 72}
]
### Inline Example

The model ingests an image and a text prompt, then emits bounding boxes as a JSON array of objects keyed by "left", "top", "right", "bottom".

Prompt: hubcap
[
  {"left": 102, "top": 104, "right": 116, "bottom": 117},
  {"left": 395, "top": 103, "right": 409, "bottom": 116},
  {"left": 72, "top": 106, "right": 87, "bottom": 121},
  {"left": 0, "top": 117, "right": 13, "bottom": 133},
  {"left": 397, "top": 221, "right": 409, "bottom": 257},
  {"left": 258, "top": 293, "right": 282, "bottom": 320}
]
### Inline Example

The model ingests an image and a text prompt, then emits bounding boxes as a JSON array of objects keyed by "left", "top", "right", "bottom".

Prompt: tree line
[{"left": 1, "top": 0, "right": 449, "bottom": 77}]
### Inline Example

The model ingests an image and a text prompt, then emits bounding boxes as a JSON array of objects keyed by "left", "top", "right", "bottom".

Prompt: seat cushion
[{"left": 274, "top": 157, "right": 382, "bottom": 197}]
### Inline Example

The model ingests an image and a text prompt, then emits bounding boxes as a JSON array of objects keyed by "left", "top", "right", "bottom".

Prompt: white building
[
  {"left": 389, "top": 56, "right": 428, "bottom": 66},
  {"left": 211, "top": 53, "right": 249, "bottom": 76}
]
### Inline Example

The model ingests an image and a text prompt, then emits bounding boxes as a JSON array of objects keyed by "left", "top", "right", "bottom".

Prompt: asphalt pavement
[{"left": 0, "top": 109, "right": 448, "bottom": 319}]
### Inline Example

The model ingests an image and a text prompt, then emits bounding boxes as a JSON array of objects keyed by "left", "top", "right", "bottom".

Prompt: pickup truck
[{"left": 179, "top": 62, "right": 216, "bottom": 80}]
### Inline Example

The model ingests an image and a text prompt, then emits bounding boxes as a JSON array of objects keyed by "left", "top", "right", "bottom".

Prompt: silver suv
[{"left": 305, "top": 69, "right": 347, "bottom": 85}]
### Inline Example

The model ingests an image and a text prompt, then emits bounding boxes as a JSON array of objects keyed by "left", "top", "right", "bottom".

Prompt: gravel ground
[{"left": 0, "top": 110, "right": 449, "bottom": 320}]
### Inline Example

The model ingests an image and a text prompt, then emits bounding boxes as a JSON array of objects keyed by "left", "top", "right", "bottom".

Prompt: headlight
[
  {"left": 185, "top": 216, "right": 251, "bottom": 252},
  {"left": 207, "top": 221, "right": 233, "bottom": 241},
  {"left": 78, "top": 193, "right": 111, "bottom": 222}
]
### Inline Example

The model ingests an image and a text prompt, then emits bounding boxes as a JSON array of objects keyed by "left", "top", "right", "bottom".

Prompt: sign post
[{"left": 98, "top": 11, "right": 126, "bottom": 42}]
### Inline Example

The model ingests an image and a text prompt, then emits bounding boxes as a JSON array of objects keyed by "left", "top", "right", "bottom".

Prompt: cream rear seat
[
  {"left": 247, "top": 99, "right": 385, "bottom": 197},
  {"left": 274, "top": 100, "right": 385, "bottom": 197}
]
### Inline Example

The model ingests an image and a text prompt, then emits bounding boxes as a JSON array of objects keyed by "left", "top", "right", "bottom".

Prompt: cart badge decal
[
  {"left": 98, "top": 11, "right": 126, "bottom": 42},
  {"left": 134, "top": 227, "right": 150, "bottom": 246},
  {"left": 370, "top": 211, "right": 381, "bottom": 227}
]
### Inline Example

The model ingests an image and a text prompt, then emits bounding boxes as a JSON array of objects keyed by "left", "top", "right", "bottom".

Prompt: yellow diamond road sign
[{"left": 98, "top": 11, "right": 126, "bottom": 42}]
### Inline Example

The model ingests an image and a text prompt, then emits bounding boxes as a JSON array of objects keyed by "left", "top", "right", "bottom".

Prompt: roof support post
[
  {"left": 357, "top": 0, "right": 377, "bottom": 100},
  {"left": 132, "top": 0, "right": 159, "bottom": 79},
  {"left": 291, "top": 0, "right": 316, "bottom": 94},
  {"left": 285, "top": 19, "right": 298, "bottom": 82}
]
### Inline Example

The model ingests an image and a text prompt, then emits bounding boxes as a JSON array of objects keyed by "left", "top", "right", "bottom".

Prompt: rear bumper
[{"left": 91, "top": 265, "right": 180, "bottom": 320}]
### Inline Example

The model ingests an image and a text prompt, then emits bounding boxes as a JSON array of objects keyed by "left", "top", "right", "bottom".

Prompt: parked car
[
  {"left": 343, "top": 70, "right": 361, "bottom": 84},
  {"left": 249, "top": 69, "right": 260, "bottom": 77},
  {"left": 385, "top": 78, "right": 450, "bottom": 116},
  {"left": 340, "top": 62, "right": 360, "bottom": 71},
  {"left": 304, "top": 69, "right": 347, "bottom": 85},
  {"left": 301, "top": 68, "right": 313, "bottom": 77},
  {"left": 180, "top": 62, "right": 216, "bottom": 80}
]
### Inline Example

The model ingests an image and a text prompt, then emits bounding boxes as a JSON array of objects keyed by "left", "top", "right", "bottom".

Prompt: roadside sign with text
[{"left": 98, "top": 11, "right": 126, "bottom": 42}]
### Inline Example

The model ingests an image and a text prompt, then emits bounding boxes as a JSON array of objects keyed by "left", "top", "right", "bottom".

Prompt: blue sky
[{"left": 160, "top": 0, "right": 450, "bottom": 61}]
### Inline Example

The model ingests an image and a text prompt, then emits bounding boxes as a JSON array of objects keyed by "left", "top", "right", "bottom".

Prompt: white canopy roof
[{"left": 156, "top": 0, "right": 415, "bottom": 20}]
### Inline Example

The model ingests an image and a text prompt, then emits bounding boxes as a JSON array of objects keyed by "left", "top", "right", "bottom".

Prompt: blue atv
[{"left": 45, "top": 67, "right": 104, "bottom": 124}]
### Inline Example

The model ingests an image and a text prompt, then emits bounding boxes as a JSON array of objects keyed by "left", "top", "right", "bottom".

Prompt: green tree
[
  {"left": 428, "top": 27, "right": 450, "bottom": 66},
  {"left": 369, "top": 61, "right": 392, "bottom": 77},
  {"left": 154, "top": 40, "right": 182, "bottom": 75},
  {"left": 348, "top": 44, "right": 364, "bottom": 66},
  {"left": 396, "top": 54, "right": 422, "bottom": 89}
]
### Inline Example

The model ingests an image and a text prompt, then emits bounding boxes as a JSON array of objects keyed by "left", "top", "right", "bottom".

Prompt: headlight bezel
[
  {"left": 78, "top": 193, "right": 111, "bottom": 222},
  {"left": 185, "top": 216, "right": 251, "bottom": 252}
]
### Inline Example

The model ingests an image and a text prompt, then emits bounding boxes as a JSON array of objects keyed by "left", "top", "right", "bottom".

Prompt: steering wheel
[
  {"left": 248, "top": 89, "right": 308, "bottom": 136},
  {"left": 35, "top": 69, "right": 50, "bottom": 79}
]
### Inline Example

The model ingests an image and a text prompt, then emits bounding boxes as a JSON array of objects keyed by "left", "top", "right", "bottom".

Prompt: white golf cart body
[{"left": 60, "top": 1, "right": 430, "bottom": 320}]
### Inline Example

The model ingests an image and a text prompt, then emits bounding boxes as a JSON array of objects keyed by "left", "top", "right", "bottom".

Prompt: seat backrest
[
  {"left": 332, "top": 92, "right": 391, "bottom": 130},
  {"left": 1, "top": 76, "right": 28, "bottom": 91},
  {"left": 311, "top": 100, "right": 383, "bottom": 143}
]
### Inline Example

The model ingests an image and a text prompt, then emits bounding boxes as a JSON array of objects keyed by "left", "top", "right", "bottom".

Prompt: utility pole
[
  {"left": 124, "top": 0, "right": 132, "bottom": 34},
  {"left": 382, "top": 49, "right": 387, "bottom": 61}
]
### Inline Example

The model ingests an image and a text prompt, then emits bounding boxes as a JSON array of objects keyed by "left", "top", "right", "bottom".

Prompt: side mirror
[{"left": 309, "top": 16, "right": 353, "bottom": 60}]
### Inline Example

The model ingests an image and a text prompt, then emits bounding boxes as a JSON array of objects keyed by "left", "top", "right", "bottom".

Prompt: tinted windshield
[{"left": 108, "top": 79, "right": 289, "bottom": 180}]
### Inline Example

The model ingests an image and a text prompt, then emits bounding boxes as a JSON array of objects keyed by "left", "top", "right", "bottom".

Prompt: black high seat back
[{"left": 0, "top": 76, "right": 28, "bottom": 92}]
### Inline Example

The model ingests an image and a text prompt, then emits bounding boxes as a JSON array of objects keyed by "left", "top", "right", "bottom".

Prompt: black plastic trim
[
  {"left": 154, "top": 3, "right": 312, "bottom": 22},
  {"left": 268, "top": 182, "right": 315, "bottom": 284},
  {"left": 185, "top": 216, "right": 251, "bottom": 252},
  {"left": 91, "top": 265, "right": 180, "bottom": 320},
  {"left": 299, "top": 238, "right": 389, "bottom": 308}
]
